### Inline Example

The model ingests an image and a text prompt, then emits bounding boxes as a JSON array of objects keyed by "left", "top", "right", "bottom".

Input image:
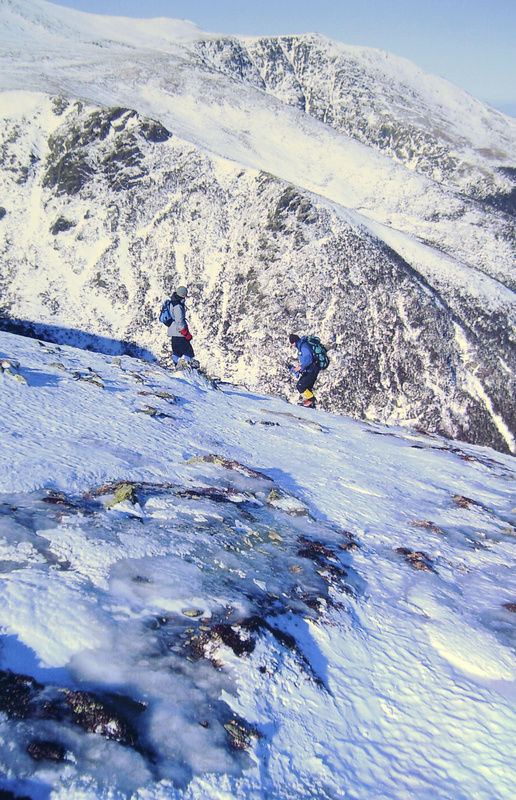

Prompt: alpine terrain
[
  {"left": 1, "top": 4, "right": 516, "bottom": 798},
  {"left": 1, "top": 0, "right": 516, "bottom": 453},
  {"left": 0, "top": 328, "right": 515, "bottom": 800}
]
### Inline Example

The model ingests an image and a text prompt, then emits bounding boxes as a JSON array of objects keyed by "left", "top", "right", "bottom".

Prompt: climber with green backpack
[{"left": 288, "top": 333, "right": 329, "bottom": 408}]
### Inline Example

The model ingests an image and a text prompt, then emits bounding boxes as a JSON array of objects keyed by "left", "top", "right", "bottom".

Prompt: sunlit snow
[
  {"left": 1, "top": 0, "right": 516, "bottom": 455},
  {"left": 1, "top": 2, "right": 516, "bottom": 797},
  {"left": 0, "top": 330, "right": 515, "bottom": 799}
]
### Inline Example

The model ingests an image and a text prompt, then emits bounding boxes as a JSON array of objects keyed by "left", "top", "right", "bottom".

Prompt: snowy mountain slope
[
  {"left": 0, "top": 0, "right": 515, "bottom": 455},
  {"left": 196, "top": 34, "right": 516, "bottom": 199},
  {"left": 1, "top": 92, "right": 514, "bottom": 455},
  {"left": 3, "top": 0, "right": 516, "bottom": 230},
  {"left": 0, "top": 329, "right": 516, "bottom": 800},
  {"left": 3, "top": 0, "right": 516, "bottom": 193}
]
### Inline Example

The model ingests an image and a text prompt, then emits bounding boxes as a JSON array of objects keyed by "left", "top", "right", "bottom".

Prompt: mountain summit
[{"left": 0, "top": 0, "right": 515, "bottom": 452}]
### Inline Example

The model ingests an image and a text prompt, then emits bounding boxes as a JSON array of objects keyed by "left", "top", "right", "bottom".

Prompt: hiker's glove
[{"left": 181, "top": 328, "right": 193, "bottom": 341}]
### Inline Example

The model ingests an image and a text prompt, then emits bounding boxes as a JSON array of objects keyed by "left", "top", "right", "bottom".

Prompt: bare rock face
[{"left": 0, "top": 19, "right": 515, "bottom": 453}]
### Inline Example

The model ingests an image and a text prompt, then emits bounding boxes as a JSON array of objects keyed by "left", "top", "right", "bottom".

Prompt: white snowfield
[{"left": 0, "top": 329, "right": 515, "bottom": 800}]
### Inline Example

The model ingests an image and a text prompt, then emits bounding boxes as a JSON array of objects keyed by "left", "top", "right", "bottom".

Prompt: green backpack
[{"left": 307, "top": 336, "right": 329, "bottom": 370}]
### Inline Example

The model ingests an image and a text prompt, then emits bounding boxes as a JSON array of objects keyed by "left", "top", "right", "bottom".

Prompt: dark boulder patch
[
  {"left": 339, "top": 530, "right": 360, "bottom": 550},
  {"left": 0, "top": 670, "right": 43, "bottom": 719},
  {"left": 65, "top": 690, "right": 139, "bottom": 747},
  {"left": 297, "top": 536, "right": 336, "bottom": 562},
  {"left": 297, "top": 536, "right": 349, "bottom": 582},
  {"left": 0, "top": 670, "right": 146, "bottom": 756},
  {"left": 41, "top": 490, "right": 80, "bottom": 509},
  {"left": 208, "top": 623, "right": 256, "bottom": 657},
  {"left": 27, "top": 739, "right": 67, "bottom": 762},
  {"left": 396, "top": 547, "right": 436, "bottom": 572},
  {"left": 224, "top": 715, "right": 262, "bottom": 750},
  {"left": 50, "top": 216, "right": 75, "bottom": 235},
  {"left": 187, "top": 621, "right": 256, "bottom": 662}
]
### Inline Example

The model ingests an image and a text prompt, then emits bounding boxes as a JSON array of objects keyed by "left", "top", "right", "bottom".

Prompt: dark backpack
[
  {"left": 159, "top": 299, "right": 173, "bottom": 325},
  {"left": 307, "top": 336, "right": 329, "bottom": 370}
]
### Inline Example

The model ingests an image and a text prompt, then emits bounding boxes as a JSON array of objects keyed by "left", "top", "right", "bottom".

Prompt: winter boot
[{"left": 299, "top": 389, "right": 316, "bottom": 408}]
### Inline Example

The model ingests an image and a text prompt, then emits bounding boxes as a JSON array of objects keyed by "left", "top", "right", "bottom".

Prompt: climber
[
  {"left": 288, "top": 333, "right": 321, "bottom": 408},
  {"left": 167, "top": 286, "right": 195, "bottom": 365}
]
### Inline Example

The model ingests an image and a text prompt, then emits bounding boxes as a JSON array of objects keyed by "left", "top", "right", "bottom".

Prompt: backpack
[
  {"left": 159, "top": 299, "right": 173, "bottom": 325},
  {"left": 307, "top": 336, "right": 329, "bottom": 370}
]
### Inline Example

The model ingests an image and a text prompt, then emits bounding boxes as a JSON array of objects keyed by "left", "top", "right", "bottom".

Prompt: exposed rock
[
  {"left": 42, "top": 489, "right": 79, "bottom": 509},
  {"left": 410, "top": 520, "right": 444, "bottom": 535},
  {"left": 102, "top": 482, "right": 138, "bottom": 509},
  {"left": 0, "top": 669, "right": 143, "bottom": 751},
  {"left": 339, "top": 530, "right": 360, "bottom": 551},
  {"left": 224, "top": 716, "right": 261, "bottom": 750},
  {"left": 186, "top": 454, "right": 273, "bottom": 480},
  {"left": 65, "top": 690, "right": 138, "bottom": 746},
  {"left": 452, "top": 495, "right": 485, "bottom": 510},
  {"left": 267, "top": 488, "right": 309, "bottom": 516},
  {"left": 0, "top": 670, "right": 43, "bottom": 719},
  {"left": 211, "top": 623, "right": 256, "bottom": 656},
  {"left": 137, "top": 390, "right": 178, "bottom": 403},
  {"left": 0, "top": 359, "right": 27, "bottom": 384},
  {"left": 396, "top": 547, "right": 436, "bottom": 572},
  {"left": 135, "top": 404, "right": 175, "bottom": 419},
  {"left": 27, "top": 739, "right": 67, "bottom": 762}
]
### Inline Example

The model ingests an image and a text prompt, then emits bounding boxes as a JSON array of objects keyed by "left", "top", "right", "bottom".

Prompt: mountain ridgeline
[{"left": 0, "top": 3, "right": 515, "bottom": 453}]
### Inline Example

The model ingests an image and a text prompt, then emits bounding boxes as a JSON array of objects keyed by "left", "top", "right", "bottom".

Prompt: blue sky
[{"left": 49, "top": 0, "right": 515, "bottom": 116}]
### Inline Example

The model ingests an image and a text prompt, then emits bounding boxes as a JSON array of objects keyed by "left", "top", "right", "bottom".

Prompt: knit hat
[
  {"left": 289, "top": 334, "right": 300, "bottom": 345},
  {"left": 176, "top": 285, "right": 188, "bottom": 297}
]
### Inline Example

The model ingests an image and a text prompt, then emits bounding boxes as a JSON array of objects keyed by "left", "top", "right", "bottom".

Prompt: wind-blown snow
[{"left": 0, "top": 330, "right": 515, "bottom": 799}]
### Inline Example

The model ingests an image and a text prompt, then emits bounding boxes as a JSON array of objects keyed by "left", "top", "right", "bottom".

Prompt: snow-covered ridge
[
  {"left": 0, "top": 329, "right": 516, "bottom": 799},
  {"left": 1, "top": 0, "right": 203, "bottom": 49}
]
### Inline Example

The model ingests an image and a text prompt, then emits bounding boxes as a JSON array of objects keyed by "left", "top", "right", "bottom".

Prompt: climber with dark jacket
[
  {"left": 167, "top": 285, "right": 195, "bottom": 365},
  {"left": 289, "top": 333, "right": 320, "bottom": 408}
]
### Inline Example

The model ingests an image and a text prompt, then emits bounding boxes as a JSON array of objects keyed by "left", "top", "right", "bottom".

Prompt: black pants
[
  {"left": 296, "top": 363, "right": 320, "bottom": 394},
  {"left": 171, "top": 336, "right": 195, "bottom": 359}
]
